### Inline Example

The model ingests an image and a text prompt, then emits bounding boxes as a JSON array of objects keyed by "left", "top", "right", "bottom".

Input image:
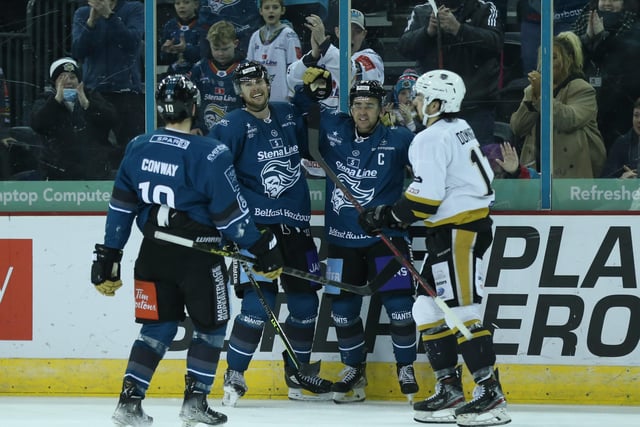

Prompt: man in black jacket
[
  {"left": 30, "top": 57, "right": 117, "bottom": 180},
  {"left": 398, "top": 0, "right": 503, "bottom": 146}
]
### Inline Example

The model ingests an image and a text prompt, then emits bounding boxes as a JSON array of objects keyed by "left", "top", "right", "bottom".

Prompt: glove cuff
[
  {"left": 248, "top": 229, "right": 277, "bottom": 256},
  {"left": 94, "top": 244, "right": 123, "bottom": 262}
]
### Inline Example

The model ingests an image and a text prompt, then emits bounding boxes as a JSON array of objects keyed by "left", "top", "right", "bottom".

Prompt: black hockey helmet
[
  {"left": 233, "top": 61, "right": 270, "bottom": 95},
  {"left": 155, "top": 74, "right": 200, "bottom": 123},
  {"left": 349, "top": 80, "right": 386, "bottom": 106}
]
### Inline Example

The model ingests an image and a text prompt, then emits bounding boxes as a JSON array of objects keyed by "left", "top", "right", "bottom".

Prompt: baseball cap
[
  {"left": 49, "top": 57, "right": 81, "bottom": 82},
  {"left": 351, "top": 9, "right": 365, "bottom": 30}
]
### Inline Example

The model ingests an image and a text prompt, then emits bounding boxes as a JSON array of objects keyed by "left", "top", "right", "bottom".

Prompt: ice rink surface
[{"left": 1, "top": 397, "right": 639, "bottom": 427}]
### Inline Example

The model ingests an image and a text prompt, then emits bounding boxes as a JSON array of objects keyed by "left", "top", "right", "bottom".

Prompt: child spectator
[
  {"left": 247, "top": 0, "right": 302, "bottom": 102},
  {"left": 189, "top": 20, "right": 245, "bottom": 135},
  {"left": 197, "top": 0, "right": 262, "bottom": 59},
  {"left": 159, "top": 0, "right": 204, "bottom": 75},
  {"left": 383, "top": 68, "right": 419, "bottom": 132}
]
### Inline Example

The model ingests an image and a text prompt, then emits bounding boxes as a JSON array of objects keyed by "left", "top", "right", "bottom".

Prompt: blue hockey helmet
[{"left": 155, "top": 74, "right": 200, "bottom": 123}]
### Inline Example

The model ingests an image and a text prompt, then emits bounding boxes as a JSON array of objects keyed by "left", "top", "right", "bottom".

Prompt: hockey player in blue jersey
[
  {"left": 299, "top": 73, "right": 420, "bottom": 403},
  {"left": 90, "top": 74, "right": 284, "bottom": 427},
  {"left": 207, "top": 61, "right": 332, "bottom": 405}
]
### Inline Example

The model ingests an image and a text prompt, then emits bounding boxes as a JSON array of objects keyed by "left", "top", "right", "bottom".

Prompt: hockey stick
[
  {"left": 234, "top": 258, "right": 316, "bottom": 374},
  {"left": 306, "top": 104, "right": 473, "bottom": 340},
  {"left": 152, "top": 229, "right": 373, "bottom": 295},
  {"left": 428, "top": 0, "right": 443, "bottom": 68}
]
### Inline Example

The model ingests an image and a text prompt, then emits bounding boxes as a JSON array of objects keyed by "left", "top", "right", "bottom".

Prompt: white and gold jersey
[{"left": 396, "top": 117, "right": 494, "bottom": 228}]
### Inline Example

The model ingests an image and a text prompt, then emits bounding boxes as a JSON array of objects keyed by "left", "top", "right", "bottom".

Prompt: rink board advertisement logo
[
  {"left": 0, "top": 239, "right": 33, "bottom": 340},
  {"left": 481, "top": 218, "right": 640, "bottom": 365},
  {"left": 165, "top": 215, "right": 640, "bottom": 366}
]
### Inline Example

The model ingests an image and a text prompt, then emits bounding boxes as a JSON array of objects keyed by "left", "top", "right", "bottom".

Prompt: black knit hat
[{"left": 49, "top": 57, "right": 81, "bottom": 83}]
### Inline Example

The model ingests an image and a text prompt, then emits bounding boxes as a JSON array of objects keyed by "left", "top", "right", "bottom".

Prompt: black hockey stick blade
[{"left": 152, "top": 230, "right": 373, "bottom": 295}]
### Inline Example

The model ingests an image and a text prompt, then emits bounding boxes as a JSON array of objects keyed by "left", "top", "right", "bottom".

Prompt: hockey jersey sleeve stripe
[{"left": 392, "top": 194, "right": 439, "bottom": 224}]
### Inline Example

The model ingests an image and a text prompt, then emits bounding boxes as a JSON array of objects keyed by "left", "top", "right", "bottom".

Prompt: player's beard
[{"left": 243, "top": 88, "right": 270, "bottom": 114}]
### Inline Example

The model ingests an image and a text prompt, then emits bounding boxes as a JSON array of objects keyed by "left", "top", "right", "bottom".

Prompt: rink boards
[{"left": 1, "top": 213, "right": 640, "bottom": 405}]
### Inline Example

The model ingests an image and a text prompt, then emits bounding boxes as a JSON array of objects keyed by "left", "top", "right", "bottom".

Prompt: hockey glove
[
  {"left": 358, "top": 205, "right": 406, "bottom": 236},
  {"left": 248, "top": 229, "right": 284, "bottom": 280},
  {"left": 302, "top": 66, "right": 332, "bottom": 101},
  {"left": 91, "top": 244, "right": 123, "bottom": 296}
]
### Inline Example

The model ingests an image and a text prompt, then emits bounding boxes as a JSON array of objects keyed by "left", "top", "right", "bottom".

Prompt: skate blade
[
  {"left": 221, "top": 391, "right": 241, "bottom": 407},
  {"left": 288, "top": 388, "right": 333, "bottom": 401},
  {"left": 413, "top": 407, "right": 458, "bottom": 424},
  {"left": 456, "top": 407, "right": 512, "bottom": 426},
  {"left": 332, "top": 388, "right": 366, "bottom": 404}
]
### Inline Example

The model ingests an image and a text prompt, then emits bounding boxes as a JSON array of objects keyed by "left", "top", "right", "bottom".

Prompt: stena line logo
[{"left": 0, "top": 239, "right": 33, "bottom": 340}]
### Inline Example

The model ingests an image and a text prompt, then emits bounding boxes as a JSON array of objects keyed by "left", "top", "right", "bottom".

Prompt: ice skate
[
  {"left": 413, "top": 367, "right": 465, "bottom": 424},
  {"left": 221, "top": 369, "right": 248, "bottom": 407},
  {"left": 283, "top": 351, "right": 332, "bottom": 401},
  {"left": 111, "top": 379, "right": 153, "bottom": 427},
  {"left": 179, "top": 375, "right": 227, "bottom": 426},
  {"left": 331, "top": 363, "right": 367, "bottom": 404},
  {"left": 397, "top": 363, "right": 419, "bottom": 404},
  {"left": 455, "top": 371, "right": 511, "bottom": 426}
]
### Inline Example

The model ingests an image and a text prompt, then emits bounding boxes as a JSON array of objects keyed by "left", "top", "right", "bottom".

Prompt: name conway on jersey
[{"left": 104, "top": 129, "right": 262, "bottom": 250}]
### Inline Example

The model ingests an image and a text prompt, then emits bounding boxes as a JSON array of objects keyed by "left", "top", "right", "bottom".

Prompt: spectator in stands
[
  {"left": 197, "top": 0, "right": 262, "bottom": 59},
  {"left": 398, "top": 0, "right": 504, "bottom": 146},
  {"left": 287, "top": 9, "right": 384, "bottom": 110},
  {"left": 518, "top": 0, "right": 588, "bottom": 76},
  {"left": 282, "top": 0, "right": 329, "bottom": 53},
  {"left": 510, "top": 31, "right": 606, "bottom": 178},
  {"left": 30, "top": 57, "right": 117, "bottom": 180},
  {"left": 159, "top": 0, "right": 204, "bottom": 76},
  {"left": 601, "top": 97, "right": 640, "bottom": 178},
  {"left": 71, "top": 0, "right": 144, "bottom": 168},
  {"left": 247, "top": 0, "right": 302, "bottom": 102},
  {"left": 481, "top": 141, "right": 540, "bottom": 179},
  {"left": 189, "top": 20, "right": 245, "bottom": 135},
  {"left": 572, "top": 0, "right": 640, "bottom": 150},
  {"left": 382, "top": 68, "right": 420, "bottom": 132}
]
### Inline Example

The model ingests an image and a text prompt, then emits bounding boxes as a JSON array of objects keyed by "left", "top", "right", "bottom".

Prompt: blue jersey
[
  {"left": 208, "top": 102, "right": 311, "bottom": 228},
  {"left": 198, "top": 0, "right": 261, "bottom": 55},
  {"left": 159, "top": 17, "right": 204, "bottom": 75},
  {"left": 189, "top": 59, "right": 243, "bottom": 133},
  {"left": 104, "top": 128, "right": 262, "bottom": 250},
  {"left": 319, "top": 110, "right": 414, "bottom": 248}
]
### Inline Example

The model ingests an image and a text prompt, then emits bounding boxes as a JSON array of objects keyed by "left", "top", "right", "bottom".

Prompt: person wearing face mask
[
  {"left": 30, "top": 57, "right": 117, "bottom": 180},
  {"left": 572, "top": 0, "right": 640, "bottom": 151}
]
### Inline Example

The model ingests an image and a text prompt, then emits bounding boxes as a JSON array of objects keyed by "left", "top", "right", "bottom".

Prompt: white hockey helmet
[{"left": 414, "top": 70, "right": 466, "bottom": 119}]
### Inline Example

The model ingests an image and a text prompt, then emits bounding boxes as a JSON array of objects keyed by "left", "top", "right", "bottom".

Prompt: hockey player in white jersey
[
  {"left": 286, "top": 9, "right": 384, "bottom": 109},
  {"left": 358, "top": 70, "right": 511, "bottom": 426}
]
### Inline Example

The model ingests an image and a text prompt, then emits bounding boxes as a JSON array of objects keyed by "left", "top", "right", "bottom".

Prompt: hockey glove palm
[
  {"left": 248, "top": 229, "right": 284, "bottom": 280},
  {"left": 358, "top": 205, "right": 406, "bottom": 236},
  {"left": 91, "top": 244, "right": 123, "bottom": 296},
  {"left": 302, "top": 66, "right": 332, "bottom": 101}
]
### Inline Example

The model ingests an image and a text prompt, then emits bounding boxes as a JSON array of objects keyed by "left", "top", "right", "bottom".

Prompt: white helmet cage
[{"left": 414, "top": 70, "right": 466, "bottom": 120}]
